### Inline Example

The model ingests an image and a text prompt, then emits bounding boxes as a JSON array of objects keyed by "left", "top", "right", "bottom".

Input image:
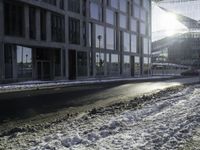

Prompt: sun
[{"left": 160, "top": 12, "right": 187, "bottom": 37}]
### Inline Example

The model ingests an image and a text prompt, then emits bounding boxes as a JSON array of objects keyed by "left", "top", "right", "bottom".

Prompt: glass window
[
  {"left": 134, "top": 6, "right": 140, "bottom": 19},
  {"left": 17, "top": 46, "right": 32, "bottom": 78},
  {"left": 135, "top": 56, "right": 140, "bottom": 76},
  {"left": 131, "top": 18, "right": 137, "bottom": 32},
  {"left": 95, "top": 25, "right": 104, "bottom": 48},
  {"left": 106, "top": 53, "right": 110, "bottom": 75},
  {"left": 89, "top": 23, "right": 92, "bottom": 47},
  {"left": 69, "top": 17, "right": 80, "bottom": 44},
  {"left": 60, "top": 0, "right": 64, "bottom": 10},
  {"left": 119, "top": 0, "right": 127, "bottom": 13},
  {"left": 106, "top": 27, "right": 114, "bottom": 50},
  {"left": 143, "top": 38, "right": 149, "bottom": 54},
  {"left": 134, "top": 0, "right": 140, "bottom": 5},
  {"left": 111, "top": 0, "right": 118, "bottom": 9},
  {"left": 111, "top": 54, "right": 119, "bottom": 75},
  {"left": 140, "top": 22, "right": 146, "bottom": 35},
  {"left": 124, "top": 55, "right": 130, "bottom": 75},
  {"left": 124, "top": 32, "right": 130, "bottom": 52},
  {"left": 143, "top": 0, "right": 150, "bottom": 10},
  {"left": 51, "top": 13, "right": 65, "bottom": 42},
  {"left": 40, "top": 9, "right": 47, "bottom": 41},
  {"left": 96, "top": 52, "right": 104, "bottom": 75},
  {"left": 42, "top": 0, "right": 56, "bottom": 6},
  {"left": 141, "top": 9, "right": 146, "bottom": 22},
  {"left": 106, "top": 9, "right": 114, "bottom": 25},
  {"left": 68, "top": 0, "right": 80, "bottom": 13},
  {"left": 4, "top": 45, "right": 13, "bottom": 79},
  {"left": 90, "top": 2, "right": 102, "bottom": 21},
  {"left": 120, "top": 14, "right": 127, "bottom": 29},
  {"left": 29, "top": 7, "right": 36, "bottom": 39},
  {"left": 143, "top": 57, "right": 149, "bottom": 75},
  {"left": 4, "top": 1, "right": 24, "bottom": 37},
  {"left": 131, "top": 34, "right": 137, "bottom": 53},
  {"left": 77, "top": 51, "right": 88, "bottom": 77},
  {"left": 55, "top": 50, "right": 61, "bottom": 76}
]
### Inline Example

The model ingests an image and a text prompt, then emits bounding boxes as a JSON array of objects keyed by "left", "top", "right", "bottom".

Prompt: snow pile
[{"left": 28, "top": 85, "right": 200, "bottom": 150}]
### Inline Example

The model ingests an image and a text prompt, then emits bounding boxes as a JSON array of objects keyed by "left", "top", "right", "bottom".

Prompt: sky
[{"left": 152, "top": 0, "right": 200, "bottom": 41}]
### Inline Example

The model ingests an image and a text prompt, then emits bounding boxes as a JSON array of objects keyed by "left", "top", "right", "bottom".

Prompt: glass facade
[{"left": 0, "top": 0, "right": 151, "bottom": 82}]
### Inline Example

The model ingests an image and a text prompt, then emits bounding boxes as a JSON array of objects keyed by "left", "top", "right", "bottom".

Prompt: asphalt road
[{"left": 0, "top": 77, "right": 198, "bottom": 122}]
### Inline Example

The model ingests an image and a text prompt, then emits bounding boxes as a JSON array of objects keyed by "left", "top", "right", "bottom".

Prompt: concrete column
[
  {"left": 36, "top": 9, "right": 41, "bottom": 41},
  {"left": 46, "top": 11, "right": 51, "bottom": 42},
  {"left": 24, "top": 5, "right": 30, "bottom": 39}
]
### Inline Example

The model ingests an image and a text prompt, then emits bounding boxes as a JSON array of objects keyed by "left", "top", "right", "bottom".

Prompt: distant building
[
  {"left": 0, "top": 0, "right": 151, "bottom": 83},
  {"left": 152, "top": 0, "right": 200, "bottom": 71}
]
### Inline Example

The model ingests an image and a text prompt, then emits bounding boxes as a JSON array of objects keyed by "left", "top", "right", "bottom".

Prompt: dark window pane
[
  {"left": 29, "top": 7, "right": 36, "bottom": 39},
  {"left": 77, "top": 52, "right": 88, "bottom": 77},
  {"left": 68, "top": 0, "right": 80, "bottom": 13},
  {"left": 4, "top": 1, "right": 24, "bottom": 37},
  {"left": 69, "top": 17, "right": 80, "bottom": 44},
  {"left": 51, "top": 13, "right": 65, "bottom": 42}
]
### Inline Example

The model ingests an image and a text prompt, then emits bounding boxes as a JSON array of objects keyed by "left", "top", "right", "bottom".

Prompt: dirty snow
[{"left": 1, "top": 85, "right": 200, "bottom": 150}]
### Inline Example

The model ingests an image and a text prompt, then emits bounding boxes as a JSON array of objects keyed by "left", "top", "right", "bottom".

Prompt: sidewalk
[{"left": 0, "top": 75, "right": 196, "bottom": 94}]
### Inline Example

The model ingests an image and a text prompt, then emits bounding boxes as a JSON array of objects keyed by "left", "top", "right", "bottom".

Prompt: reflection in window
[
  {"left": 17, "top": 46, "right": 32, "bottom": 78},
  {"left": 140, "top": 22, "right": 146, "bottom": 35},
  {"left": 96, "top": 25, "right": 104, "bottom": 48},
  {"left": 96, "top": 53, "right": 104, "bottom": 75},
  {"left": 134, "top": 6, "right": 140, "bottom": 19},
  {"left": 131, "top": 18, "right": 137, "bottom": 32},
  {"left": 106, "top": 27, "right": 114, "bottom": 50},
  {"left": 90, "top": 2, "right": 102, "bottom": 21},
  {"left": 119, "top": 0, "right": 127, "bottom": 13},
  {"left": 124, "top": 32, "right": 130, "bottom": 52},
  {"left": 131, "top": 34, "right": 137, "bottom": 53},
  {"left": 106, "top": 9, "right": 114, "bottom": 25},
  {"left": 111, "top": 54, "right": 119, "bottom": 75},
  {"left": 141, "top": 9, "right": 146, "bottom": 22},
  {"left": 143, "top": 38, "right": 149, "bottom": 54},
  {"left": 124, "top": 55, "right": 130, "bottom": 75},
  {"left": 120, "top": 14, "right": 127, "bottom": 29},
  {"left": 111, "top": 0, "right": 118, "bottom": 9},
  {"left": 143, "top": 57, "right": 149, "bottom": 75},
  {"left": 135, "top": 56, "right": 140, "bottom": 76},
  {"left": 77, "top": 51, "right": 88, "bottom": 77}
]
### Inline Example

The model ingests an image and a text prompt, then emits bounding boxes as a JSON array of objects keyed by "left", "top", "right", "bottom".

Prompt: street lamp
[{"left": 97, "top": 35, "right": 102, "bottom": 75}]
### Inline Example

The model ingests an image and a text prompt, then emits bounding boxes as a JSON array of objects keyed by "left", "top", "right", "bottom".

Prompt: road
[{"left": 0, "top": 77, "right": 198, "bottom": 122}]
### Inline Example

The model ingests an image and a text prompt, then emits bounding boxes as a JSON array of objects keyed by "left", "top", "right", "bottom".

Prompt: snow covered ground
[{"left": 1, "top": 84, "right": 200, "bottom": 150}]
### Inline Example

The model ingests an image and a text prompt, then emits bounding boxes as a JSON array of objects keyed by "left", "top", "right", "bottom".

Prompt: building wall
[{"left": 0, "top": 0, "right": 151, "bottom": 83}]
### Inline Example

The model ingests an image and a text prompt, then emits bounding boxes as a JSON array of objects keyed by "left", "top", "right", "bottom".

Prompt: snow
[
  {"left": 0, "top": 76, "right": 175, "bottom": 93},
  {"left": 1, "top": 85, "right": 200, "bottom": 149}
]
